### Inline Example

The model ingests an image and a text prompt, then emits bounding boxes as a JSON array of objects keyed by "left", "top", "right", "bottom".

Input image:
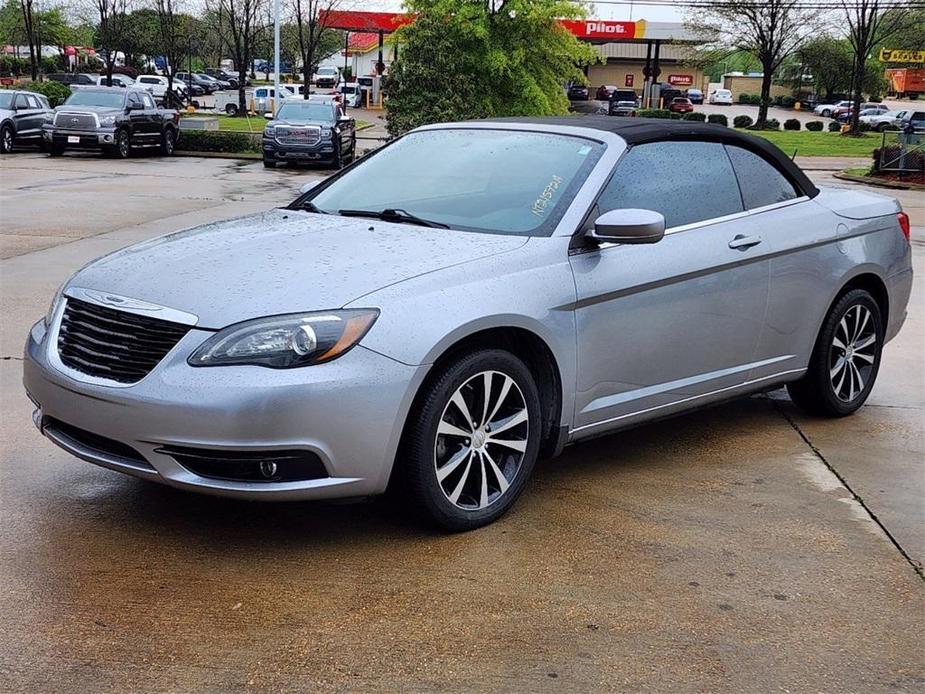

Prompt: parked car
[
  {"left": 609, "top": 89, "right": 638, "bottom": 105},
  {"left": 216, "top": 86, "right": 289, "bottom": 115},
  {"left": 708, "top": 89, "right": 733, "bottom": 105},
  {"left": 567, "top": 83, "right": 590, "bottom": 101},
  {"left": 0, "top": 89, "right": 52, "bottom": 153},
  {"left": 686, "top": 88, "right": 704, "bottom": 104},
  {"left": 205, "top": 68, "right": 242, "bottom": 89},
  {"left": 312, "top": 66, "right": 340, "bottom": 88},
  {"left": 196, "top": 72, "right": 231, "bottom": 90},
  {"left": 658, "top": 88, "right": 683, "bottom": 105},
  {"left": 837, "top": 106, "right": 885, "bottom": 124},
  {"left": 47, "top": 73, "right": 97, "bottom": 86},
  {"left": 608, "top": 100, "right": 637, "bottom": 117},
  {"left": 835, "top": 102, "right": 888, "bottom": 120},
  {"left": 338, "top": 82, "right": 363, "bottom": 108},
  {"left": 668, "top": 97, "right": 694, "bottom": 114},
  {"left": 899, "top": 110, "right": 925, "bottom": 131},
  {"left": 262, "top": 98, "right": 355, "bottom": 169},
  {"left": 175, "top": 72, "right": 215, "bottom": 94},
  {"left": 596, "top": 85, "right": 619, "bottom": 101},
  {"left": 24, "top": 117, "right": 912, "bottom": 530},
  {"left": 95, "top": 74, "right": 135, "bottom": 88},
  {"left": 859, "top": 109, "right": 906, "bottom": 131},
  {"left": 135, "top": 75, "right": 188, "bottom": 105},
  {"left": 42, "top": 86, "right": 180, "bottom": 158},
  {"left": 813, "top": 100, "right": 852, "bottom": 118}
]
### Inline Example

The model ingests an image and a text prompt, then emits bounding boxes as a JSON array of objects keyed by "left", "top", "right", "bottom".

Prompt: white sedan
[
  {"left": 708, "top": 89, "right": 733, "bottom": 105},
  {"left": 814, "top": 100, "right": 851, "bottom": 118},
  {"left": 860, "top": 109, "right": 908, "bottom": 132}
]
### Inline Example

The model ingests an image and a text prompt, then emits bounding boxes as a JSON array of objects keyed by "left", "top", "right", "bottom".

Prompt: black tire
[
  {"left": 115, "top": 129, "right": 131, "bottom": 158},
  {"left": 0, "top": 124, "right": 13, "bottom": 154},
  {"left": 225, "top": 103, "right": 238, "bottom": 116},
  {"left": 401, "top": 349, "right": 542, "bottom": 531},
  {"left": 160, "top": 128, "right": 176, "bottom": 156},
  {"left": 263, "top": 158, "right": 276, "bottom": 168},
  {"left": 787, "top": 288, "right": 883, "bottom": 417},
  {"left": 48, "top": 144, "right": 65, "bottom": 157},
  {"left": 330, "top": 146, "right": 343, "bottom": 169}
]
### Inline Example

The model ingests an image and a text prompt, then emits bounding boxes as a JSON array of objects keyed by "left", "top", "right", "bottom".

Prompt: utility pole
[{"left": 273, "top": 0, "right": 281, "bottom": 116}]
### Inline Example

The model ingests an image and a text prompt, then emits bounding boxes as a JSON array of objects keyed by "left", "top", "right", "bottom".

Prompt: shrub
[
  {"left": 707, "top": 113, "right": 728, "bottom": 126},
  {"left": 27, "top": 80, "right": 72, "bottom": 107},
  {"left": 828, "top": 120, "right": 841, "bottom": 132},
  {"left": 0, "top": 55, "right": 28, "bottom": 76},
  {"left": 781, "top": 95, "right": 796, "bottom": 108},
  {"left": 733, "top": 114, "right": 753, "bottom": 128},
  {"left": 764, "top": 118, "right": 780, "bottom": 130},
  {"left": 806, "top": 120, "right": 824, "bottom": 131},
  {"left": 682, "top": 111, "right": 706, "bottom": 121},
  {"left": 858, "top": 120, "right": 873, "bottom": 132},
  {"left": 669, "top": 112, "right": 682, "bottom": 119},
  {"left": 636, "top": 108, "right": 672, "bottom": 119},
  {"left": 174, "top": 130, "right": 261, "bottom": 154},
  {"left": 738, "top": 93, "right": 753, "bottom": 104},
  {"left": 784, "top": 118, "right": 801, "bottom": 131}
]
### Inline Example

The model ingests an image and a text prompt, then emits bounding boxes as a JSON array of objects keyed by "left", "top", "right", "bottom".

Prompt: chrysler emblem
[{"left": 83, "top": 289, "right": 164, "bottom": 313}]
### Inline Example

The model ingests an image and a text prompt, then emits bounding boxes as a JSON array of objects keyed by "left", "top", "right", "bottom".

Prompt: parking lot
[{"left": 1, "top": 152, "right": 922, "bottom": 691}]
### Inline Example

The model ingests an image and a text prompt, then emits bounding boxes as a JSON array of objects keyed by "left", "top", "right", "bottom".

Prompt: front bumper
[
  {"left": 43, "top": 126, "right": 116, "bottom": 149},
  {"left": 23, "top": 310, "right": 427, "bottom": 501},
  {"left": 263, "top": 138, "right": 337, "bottom": 161}
]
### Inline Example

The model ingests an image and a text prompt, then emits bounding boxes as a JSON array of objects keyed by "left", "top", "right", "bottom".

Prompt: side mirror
[
  {"left": 588, "top": 208, "right": 665, "bottom": 245},
  {"left": 126, "top": 102, "right": 144, "bottom": 112},
  {"left": 264, "top": 112, "right": 274, "bottom": 120},
  {"left": 299, "top": 180, "right": 321, "bottom": 194}
]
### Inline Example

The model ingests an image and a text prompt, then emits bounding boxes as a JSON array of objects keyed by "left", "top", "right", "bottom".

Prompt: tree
[
  {"left": 689, "top": 0, "right": 817, "bottom": 127},
  {"left": 386, "top": 0, "right": 597, "bottom": 135},
  {"left": 19, "top": 0, "right": 38, "bottom": 79},
  {"left": 152, "top": 0, "right": 196, "bottom": 106},
  {"left": 207, "top": 0, "right": 266, "bottom": 114},
  {"left": 839, "top": 0, "right": 915, "bottom": 134},
  {"left": 93, "top": 0, "right": 131, "bottom": 85},
  {"left": 290, "top": 0, "right": 343, "bottom": 98}
]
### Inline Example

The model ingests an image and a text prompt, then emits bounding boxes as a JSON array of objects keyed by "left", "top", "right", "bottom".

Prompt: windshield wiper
[
  {"left": 338, "top": 208, "right": 449, "bottom": 229},
  {"left": 298, "top": 201, "right": 329, "bottom": 214}
]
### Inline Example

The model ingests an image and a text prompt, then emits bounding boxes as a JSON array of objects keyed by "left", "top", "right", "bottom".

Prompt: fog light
[
  {"left": 103, "top": 134, "right": 113, "bottom": 143},
  {"left": 259, "top": 461, "right": 277, "bottom": 478}
]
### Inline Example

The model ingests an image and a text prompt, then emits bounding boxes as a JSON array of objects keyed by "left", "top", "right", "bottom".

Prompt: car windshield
[
  {"left": 318, "top": 68, "right": 337, "bottom": 75},
  {"left": 65, "top": 91, "right": 125, "bottom": 107},
  {"left": 0, "top": 92, "right": 13, "bottom": 109},
  {"left": 303, "top": 128, "right": 604, "bottom": 236},
  {"left": 276, "top": 102, "right": 333, "bottom": 121}
]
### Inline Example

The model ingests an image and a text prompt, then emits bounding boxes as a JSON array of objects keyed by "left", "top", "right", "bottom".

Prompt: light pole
[{"left": 273, "top": 0, "right": 281, "bottom": 116}]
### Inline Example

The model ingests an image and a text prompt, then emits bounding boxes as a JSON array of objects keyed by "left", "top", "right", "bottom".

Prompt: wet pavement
[{"left": 1, "top": 153, "right": 922, "bottom": 692}]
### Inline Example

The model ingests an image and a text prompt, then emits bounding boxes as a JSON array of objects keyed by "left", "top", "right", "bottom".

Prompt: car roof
[{"left": 481, "top": 115, "right": 819, "bottom": 198}]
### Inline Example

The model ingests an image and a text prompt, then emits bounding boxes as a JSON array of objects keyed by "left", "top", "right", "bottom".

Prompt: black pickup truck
[{"left": 42, "top": 86, "right": 180, "bottom": 158}]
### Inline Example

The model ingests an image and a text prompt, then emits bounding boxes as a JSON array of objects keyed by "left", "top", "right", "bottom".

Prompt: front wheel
[
  {"left": 160, "top": 128, "right": 176, "bottom": 156},
  {"left": 821, "top": 108, "right": 832, "bottom": 118},
  {"left": 401, "top": 350, "right": 541, "bottom": 531},
  {"left": 787, "top": 289, "right": 883, "bottom": 417},
  {"left": 225, "top": 103, "right": 239, "bottom": 116},
  {"left": 115, "top": 129, "right": 131, "bottom": 159},
  {"left": 0, "top": 124, "right": 13, "bottom": 154}
]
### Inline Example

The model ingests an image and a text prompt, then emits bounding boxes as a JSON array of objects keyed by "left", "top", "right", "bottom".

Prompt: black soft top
[{"left": 483, "top": 115, "right": 819, "bottom": 198}]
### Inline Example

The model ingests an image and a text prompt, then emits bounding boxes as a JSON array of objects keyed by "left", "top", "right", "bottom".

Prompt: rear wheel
[
  {"left": 160, "top": 128, "right": 176, "bottom": 156},
  {"left": 225, "top": 103, "right": 239, "bottom": 116},
  {"left": 0, "top": 124, "right": 13, "bottom": 153},
  {"left": 787, "top": 289, "right": 883, "bottom": 417},
  {"left": 48, "top": 143, "right": 64, "bottom": 157},
  {"left": 821, "top": 108, "right": 832, "bottom": 118},
  {"left": 401, "top": 349, "right": 541, "bottom": 531},
  {"left": 263, "top": 158, "right": 276, "bottom": 168}
]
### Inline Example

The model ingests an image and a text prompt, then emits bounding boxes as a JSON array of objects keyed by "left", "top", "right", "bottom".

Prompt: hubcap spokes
[
  {"left": 434, "top": 370, "right": 529, "bottom": 510},
  {"left": 830, "top": 304, "right": 877, "bottom": 402}
]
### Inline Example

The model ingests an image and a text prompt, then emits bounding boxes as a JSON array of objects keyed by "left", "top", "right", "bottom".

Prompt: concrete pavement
[{"left": 1, "top": 153, "right": 922, "bottom": 692}]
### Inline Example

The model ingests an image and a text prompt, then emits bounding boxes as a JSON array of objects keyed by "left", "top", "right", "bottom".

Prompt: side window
[
  {"left": 26, "top": 95, "right": 41, "bottom": 109},
  {"left": 14, "top": 94, "right": 30, "bottom": 109},
  {"left": 127, "top": 92, "right": 143, "bottom": 108},
  {"left": 598, "top": 141, "right": 743, "bottom": 229},
  {"left": 256, "top": 88, "right": 267, "bottom": 98},
  {"left": 725, "top": 145, "right": 799, "bottom": 210},
  {"left": 141, "top": 93, "right": 156, "bottom": 109}
]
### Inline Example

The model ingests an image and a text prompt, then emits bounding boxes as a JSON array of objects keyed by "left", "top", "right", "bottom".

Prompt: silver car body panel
[{"left": 23, "top": 120, "right": 913, "bottom": 499}]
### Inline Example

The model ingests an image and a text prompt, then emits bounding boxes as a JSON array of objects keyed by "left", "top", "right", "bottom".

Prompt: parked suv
[
  {"left": 262, "top": 99, "right": 355, "bottom": 168},
  {"left": 205, "top": 68, "right": 242, "bottom": 89},
  {"left": 47, "top": 73, "right": 96, "bottom": 86},
  {"left": 313, "top": 66, "right": 340, "bottom": 88},
  {"left": 135, "top": 75, "right": 188, "bottom": 105},
  {"left": 43, "top": 86, "right": 180, "bottom": 158},
  {"left": 0, "top": 89, "right": 52, "bottom": 153},
  {"left": 175, "top": 72, "right": 215, "bottom": 94}
]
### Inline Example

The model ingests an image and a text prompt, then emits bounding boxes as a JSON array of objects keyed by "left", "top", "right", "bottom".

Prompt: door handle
[{"left": 728, "top": 234, "right": 762, "bottom": 250}]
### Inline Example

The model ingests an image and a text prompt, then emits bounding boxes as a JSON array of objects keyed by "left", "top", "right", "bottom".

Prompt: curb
[
  {"left": 833, "top": 171, "right": 925, "bottom": 190},
  {"left": 174, "top": 151, "right": 262, "bottom": 160}
]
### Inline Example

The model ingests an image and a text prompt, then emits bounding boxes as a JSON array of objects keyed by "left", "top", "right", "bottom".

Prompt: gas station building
[{"left": 323, "top": 11, "right": 708, "bottom": 105}]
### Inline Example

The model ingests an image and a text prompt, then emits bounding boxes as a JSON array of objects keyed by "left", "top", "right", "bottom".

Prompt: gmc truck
[{"left": 43, "top": 86, "right": 180, "bottom": 158}]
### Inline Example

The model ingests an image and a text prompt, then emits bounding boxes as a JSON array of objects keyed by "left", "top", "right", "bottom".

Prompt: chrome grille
[
  {"left": 54, "top": 112, "right": 98, "bottom": 130},
  {"left": 57, "top": 297, "right": 191, "bottom": 384},
  {"left": 276, "top": 125, "right": 321, "bottom": 146}
]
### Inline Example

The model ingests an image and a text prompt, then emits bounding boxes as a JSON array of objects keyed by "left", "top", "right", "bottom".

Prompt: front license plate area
[{"left": 67, "top": 136, "right": 80, "bottom": 144}]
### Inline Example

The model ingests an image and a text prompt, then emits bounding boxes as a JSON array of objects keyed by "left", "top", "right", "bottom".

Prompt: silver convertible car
[{"left": 24, "top": 117, "right": 913, "bottom": 530}]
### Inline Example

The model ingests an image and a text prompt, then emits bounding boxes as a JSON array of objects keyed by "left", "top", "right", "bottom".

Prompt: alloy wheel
[
  {"left": 118, "top": 131, "right": 130, "bottom": 158},
  {"left": 829, "top": 304, "right": 877, "bottom": 402},
  {"left": 1, "top": 127, "right": 12, "bottom": 153},
  {"left": 434, "top": 370, "right": 529, "bottom": 510}
]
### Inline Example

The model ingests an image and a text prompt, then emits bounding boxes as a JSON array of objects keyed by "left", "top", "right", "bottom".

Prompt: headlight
[
  {"left": 321, "top": 127, "right": 333, "bottom": 138},
  {"left": 99, "top": 115, "right": 117, "bottom": 126},
  {"left": 188, "top": 309, "right": 379, "bottom": 368},
  {"left": 43, "top": 112, "right": 54, "bottom": 123},
  {"left": 44, "top": 284, "right": 66, "bottom": 327}
]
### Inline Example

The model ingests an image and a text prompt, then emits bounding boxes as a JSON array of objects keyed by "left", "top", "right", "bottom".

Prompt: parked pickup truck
[{"left": 43, "top": 86, "right": 180, "bottom": 158}]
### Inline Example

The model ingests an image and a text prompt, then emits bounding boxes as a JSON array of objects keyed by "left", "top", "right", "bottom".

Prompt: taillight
[{"left": 897, "top": 212, "right": 911, "bottom": 242}]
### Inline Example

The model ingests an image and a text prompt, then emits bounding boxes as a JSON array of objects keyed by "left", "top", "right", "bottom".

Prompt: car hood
[
  {"left": 67, "top": 208, "right": 529, "bottom": 329},
  {"left": 55, "top": 104, "right": 121, "bottom": 115},
  {"left": 271, "top": 118, "right": 331, "bottom": 128}
]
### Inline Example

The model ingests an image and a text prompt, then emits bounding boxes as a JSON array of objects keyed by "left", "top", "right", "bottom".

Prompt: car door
[
  {"left": 23, "top": 95, "right": 47, "bottom": 140},
  {"left": 140, "top": 91, "right": 162, "bottom": 142},
  {"left": 568, "top": 139, "right": 771, "bottom": 433},
  {"left": 722, "top": 143, "right": 835, "bottom": 384},
  {"left": 125, "top": 91, "right": 149, "bottom": 143},
  {"left": 11, "top": 93, "right": 38, "bottom": 140}
]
